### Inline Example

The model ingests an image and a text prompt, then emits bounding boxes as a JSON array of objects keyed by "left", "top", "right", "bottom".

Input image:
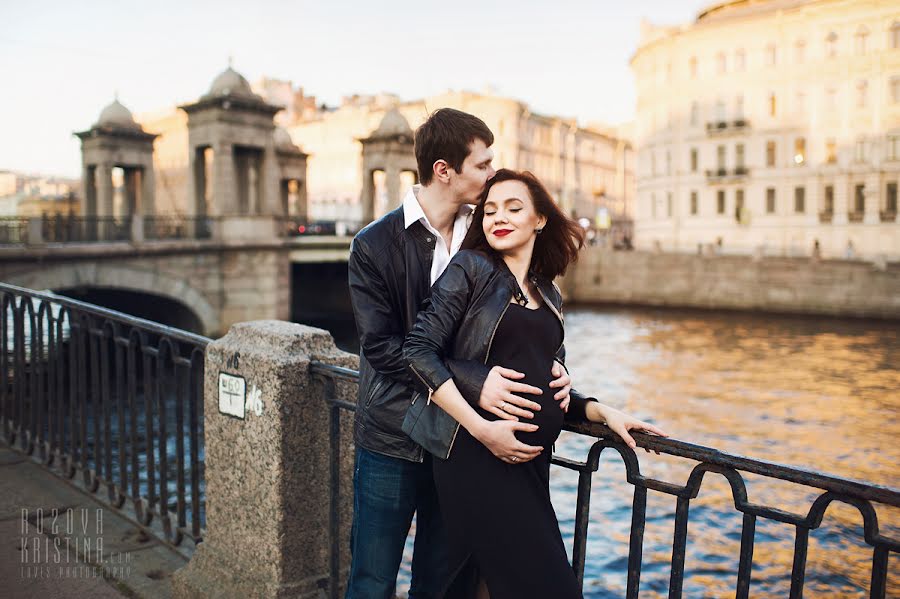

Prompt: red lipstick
[{"left": 493, "top": 229, "right": 512, "bottom": 237}]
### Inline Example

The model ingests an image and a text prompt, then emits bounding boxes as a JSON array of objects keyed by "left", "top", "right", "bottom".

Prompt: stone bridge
[{"left": 2, "top": 234, "right": 352, "bottom": 337}]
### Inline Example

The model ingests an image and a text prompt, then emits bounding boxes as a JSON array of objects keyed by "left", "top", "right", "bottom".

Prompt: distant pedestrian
[
  {"left": 812, "top": 239, "right": 821, "bottom": 260},
  {"left": 845, "top": 239, "right": 856, "bottom": 259}
]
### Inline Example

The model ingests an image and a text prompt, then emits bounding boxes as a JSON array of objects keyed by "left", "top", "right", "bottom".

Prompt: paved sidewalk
[{"left": 0, "top": 442, "right": 188, "bottom": 599}]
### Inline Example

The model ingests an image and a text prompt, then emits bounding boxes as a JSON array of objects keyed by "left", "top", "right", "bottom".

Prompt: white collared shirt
[{"left": 402, "top": 185, "right": 474, "bottom": 285}]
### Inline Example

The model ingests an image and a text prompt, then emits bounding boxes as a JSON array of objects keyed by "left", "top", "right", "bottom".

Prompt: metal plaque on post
[{"left": 218, "top": 372, "right": 246, "bottom": 419}]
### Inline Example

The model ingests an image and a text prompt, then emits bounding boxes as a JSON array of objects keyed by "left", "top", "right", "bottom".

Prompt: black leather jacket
[
  {"left": 403, "top": 249, "right": 594, "bottom": 459},
  {"left": 348, "top": 207, "right": 491, "bottom": 463}
]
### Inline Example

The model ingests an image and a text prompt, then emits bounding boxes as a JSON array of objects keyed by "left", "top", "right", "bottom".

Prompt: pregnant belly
[{"left": 512, "top": 382, "right": 564, "bottom": 448}]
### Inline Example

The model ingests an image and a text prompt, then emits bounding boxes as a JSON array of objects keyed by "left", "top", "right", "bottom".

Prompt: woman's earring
[{"left": 534, "top": 227, "right": 543, "bottom": 234}]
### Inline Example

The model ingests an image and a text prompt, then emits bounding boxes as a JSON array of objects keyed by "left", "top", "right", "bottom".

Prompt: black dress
[{"left": 432, "top": 301, "right": 586, "bottom": 599}]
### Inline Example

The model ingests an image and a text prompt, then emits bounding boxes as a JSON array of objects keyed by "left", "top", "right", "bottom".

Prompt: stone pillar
[
  {"left": 82, "top": 164, "right": 97, "bottom": 216},
  {"left": 124, "top": 168, "right": 139, "bottom": 217},
  {"left": 833, "top": 174, "right": 849, "bottom": 225},
  {"left": 360, "top": 168, "right": 375, "bottom": 224},
  {"left": 863, "top": 172, "right": 880, "bottom": 225},
  {"left": 262, "top": 147, "right": 281, "bottom": 216},
  {"left": 96, "top": 163, "right": 114, "bottom": 217},
  {"left": 131, "top": 214, "right": 145, "bottom": 244},
  {"left": 296, "top": 179, "right": 308, "bottom": 222},
  {"left": 172, "top": 321, "right": 357, "bottom": 599},
  {"left": 385, "top": 165, "right": 401, "bottom": 214},
  {"left": 142, "top": 164, "right": 156, "bottom": 216},
  {"left": 214, "top": 143, "right": 235, "bottom": 215}
]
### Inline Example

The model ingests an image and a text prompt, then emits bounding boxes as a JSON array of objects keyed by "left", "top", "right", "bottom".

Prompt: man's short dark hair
[{"left": 414, "top": 108, "right": 494, "bottom": 185}]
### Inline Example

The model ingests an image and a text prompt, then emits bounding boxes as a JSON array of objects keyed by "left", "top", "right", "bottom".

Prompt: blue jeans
[{"left": 345, "top": 447, "right": 450, "bottom": 599}]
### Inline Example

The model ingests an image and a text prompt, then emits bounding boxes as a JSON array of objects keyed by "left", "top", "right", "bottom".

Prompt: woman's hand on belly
[{"left": 471, "top": 418, "right": 544, "bottom": 465}]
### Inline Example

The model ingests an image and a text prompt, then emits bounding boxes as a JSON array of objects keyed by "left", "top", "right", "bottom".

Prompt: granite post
[{"left": 172, "top": 320, "right": 358, "bottom": 599}]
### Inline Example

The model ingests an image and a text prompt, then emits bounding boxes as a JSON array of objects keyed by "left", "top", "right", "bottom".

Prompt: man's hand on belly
[{"left": 477, "top": 365, "right": 543, "bottom": 421}]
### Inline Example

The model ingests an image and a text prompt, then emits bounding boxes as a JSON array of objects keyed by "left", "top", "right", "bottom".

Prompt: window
[
  {"left": 735, "top": 49, "right": 746, "bottom": 71},
  {"left": 717, "top": 190, "right": 726, "bottom": 214},
  {"left": 717, "top": 52, "right": 727, "bottom": 74},
  {"left": 715, "top": 98, "right": 726, "bottom": 121},
  {"left": 857, "top": 80, "right": 868, "bottom": 107},
  {"left": 794, "top": 137, "right": 806, "bottom": 165},
  {"left": 717, "top": 145, "right": 726, "bottom": 170},
  {"left": 736, "top": 143, "right": 745, "bottom": 169},
  {"left": 766, "top": 187, "right": 776, "bottom": 214},
  {"left": 855, "top": 26, "right": 869, "bottom": 55},
  {"left": 690, "top": 102, "right": 699, "bottom": 126},
  {"left": 768, "top": 93, "right": 777, "bottom": 117},
  {"left": 766, "top": 141, "right": 776, "bottom": 167},
  {"left": 892, "top": 22, "right": 900, "bottom": 49},
  {"left": 795, "top": 39, "right": 806, "bottom": 63},
  {"left": 794, "top": 186, "right": 806, "bottom": 213},
  {"left": 891, "top": 77, "right": 900, "bottom": 104},
  {"left": 735, "top": 95, "right": 745, "bottom": 119},
  {"left": 689, "top": 57, "right": 698, "bottom": 78},
  {"left": 855, "top": 138, "right": 867, "bottom": 162},
  {"left": 824, "top": 185, "right": 834, "bottom": 213},
  {"left": 667, "top": 192, "right": 673, "bottom": 217},
  {"left": 826, "top": 32, "right": 838, "bottom": 58},
  {"left": 886, "top": 182, "right": 897, "bottom": 213},
  {"left": 854, "top": 184, "right": 865, "bottom": 213},
  {"left": 690, "top": 148, "right": 698, "bottom": 172},
  {"left": 735, "top": 189, "right": 745, "bottom": 222},
  {"left": 765, "top": 44, "right": 777, "bottom": 66},
  {"left": 690, "top": 191, "right": 698, "bottom": 215},
  {"left": 888, "top": 135, "right": 900, "bottom": 160},
  {"left": 826, "top": 138, "right": 837, "bottom": 164},
  {"left": 651, "top": 193, "right": 656, "bottom": 218}
]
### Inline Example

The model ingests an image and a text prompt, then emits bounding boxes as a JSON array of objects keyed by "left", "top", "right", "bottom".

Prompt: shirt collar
[{"left": 402, "top": 185, "right": 474, "bottom": 230}]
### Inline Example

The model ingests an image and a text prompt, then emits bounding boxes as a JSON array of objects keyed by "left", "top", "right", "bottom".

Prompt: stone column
[
  {"left": 296, "top": 179, "right": 308, "bottom": 222},
  {"left": 833, "top": 174, "right": 849, "bottom": 225},
  {"left": 172, "top": 321, "right": 357, "bottom": 599},
  {"left": 863, "top": 171, "right": 880, "bottom": 225},
  {"left": 82, "top": 164, "right": 97, "bottom": 216},
  {"left": 360, "top": 167, "right": 375, "bottom": 224},
  {"left": 214, "top": 143, "right": 235, "bottom": 216},
  {"left": 385, "top": 165, "right": 401, "bottom": 214},
  {"left": 96, "top": 163, "right": 114, "bottom": 217},
  {"left": 142, "top": 162, "right": 156, "bottom": 216},
  {"left": 124, "top": 168, "right": 139, "bottom": 217}
]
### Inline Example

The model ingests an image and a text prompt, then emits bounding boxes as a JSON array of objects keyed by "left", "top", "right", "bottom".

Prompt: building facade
[
  {"left": 279, "top": 89, "right": 633, "bottom": 225},
  {"left": 631, "top": 0, "right": 900, "bottom": 258}
]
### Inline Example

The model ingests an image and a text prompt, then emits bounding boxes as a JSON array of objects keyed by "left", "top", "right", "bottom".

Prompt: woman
[{"left": 403, "top": 169, "right": 667, "bottom": 599}]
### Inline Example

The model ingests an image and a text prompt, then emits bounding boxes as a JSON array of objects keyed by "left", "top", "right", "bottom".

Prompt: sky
[{"left": 0, "top": 0, "right": 711, "bottom": 178}]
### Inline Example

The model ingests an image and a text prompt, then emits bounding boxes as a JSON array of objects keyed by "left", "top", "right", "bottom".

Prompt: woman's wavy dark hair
[{"left": 461, "top": 169, "right": 585, "bottom": 279}]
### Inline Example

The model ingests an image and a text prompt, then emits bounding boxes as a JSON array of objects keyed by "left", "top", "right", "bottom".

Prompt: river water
[{"left": 385, "top": 306, "right": 900, "bottom": 597}]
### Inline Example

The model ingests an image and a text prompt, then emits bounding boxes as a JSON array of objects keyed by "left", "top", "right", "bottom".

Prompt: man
[{"left": 346, "top": 108, "right": 572, "bottom": 598}]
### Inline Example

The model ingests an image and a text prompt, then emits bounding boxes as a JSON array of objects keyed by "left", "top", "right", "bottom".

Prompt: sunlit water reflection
[{"left": 395, "top": 306, "right": 900, "bottom": 597}]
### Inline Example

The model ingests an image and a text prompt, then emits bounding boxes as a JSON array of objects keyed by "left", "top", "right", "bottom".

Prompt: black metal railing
[
  {"left": 41, "top": 214, "right": 131, "bottom": 243},
  {"left": 0, "top": 217, "right": 29, "bottom": 245},
  {"left": 0, "top": 282, "right": 210, "bottom": 550},
  {"left": 310, "top": 361, "right": 900, "bottom": 599},
  {"left": 144, "top": 216, "right": 214, "bottom": 240}
]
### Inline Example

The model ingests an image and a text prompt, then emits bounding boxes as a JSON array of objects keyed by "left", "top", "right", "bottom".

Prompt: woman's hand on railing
[{"left": 587, "top": 403, "right": 668, "bottom": 453}]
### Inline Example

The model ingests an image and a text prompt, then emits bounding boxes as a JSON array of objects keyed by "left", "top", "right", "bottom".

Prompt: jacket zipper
[
  {"left": 408, "top": 363, "right": 435, "bottom": 404},
  {"left": 446, "top": 291, "right": 513, "bottom": 459},
  {"left": 534, "top": 284, "right": 565, "bottom": 358}
]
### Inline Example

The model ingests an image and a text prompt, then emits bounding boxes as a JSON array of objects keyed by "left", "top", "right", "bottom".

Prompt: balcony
[
  {"left": 705, "top": 119, "right": 750, "bottom": 136},
  {"left": 705, "top": 167, "right": 750, "bottom": 184},
  {"left": 848, "top": 212, "right": 865, "bottom": 223},
  {"left": 881, "top": 210, "right": 897, "bottom": 222},
  {"left": 819, "top": 211, "right": 833, "bottom": 223}
]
